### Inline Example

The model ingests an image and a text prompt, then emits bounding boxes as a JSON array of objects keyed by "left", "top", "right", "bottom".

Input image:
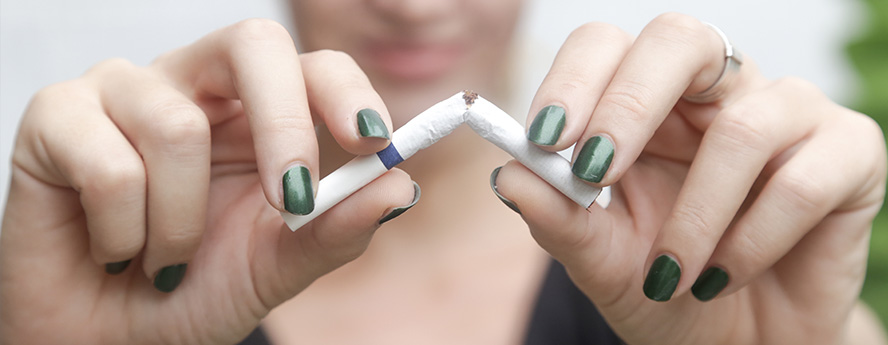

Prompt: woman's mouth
[{"left": 361, "top": 40, "right": 466, "bottom": 82}]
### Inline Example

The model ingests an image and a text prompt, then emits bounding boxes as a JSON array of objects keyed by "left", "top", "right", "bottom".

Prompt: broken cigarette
[{"left": 281, "top": 91, "right": 606, "bottom": 231}]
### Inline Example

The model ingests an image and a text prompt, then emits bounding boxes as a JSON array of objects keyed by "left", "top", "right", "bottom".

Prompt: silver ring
[{"left": 683, "top": 23, "right": 744, "bottom": 104}]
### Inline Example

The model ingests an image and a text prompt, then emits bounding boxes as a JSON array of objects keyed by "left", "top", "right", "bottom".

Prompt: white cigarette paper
[{"left": 281, "top": 92, "right": 604, "bottom": 231}]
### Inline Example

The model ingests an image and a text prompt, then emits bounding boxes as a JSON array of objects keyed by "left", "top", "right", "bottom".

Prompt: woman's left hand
[{"left": 495, "top": 13, "right": 886, "bottom": 344}]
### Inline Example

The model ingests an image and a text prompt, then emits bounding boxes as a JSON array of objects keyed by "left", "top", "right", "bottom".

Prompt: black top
[{"left": 238, "top": 260, "right": 621, "bottom": 344}]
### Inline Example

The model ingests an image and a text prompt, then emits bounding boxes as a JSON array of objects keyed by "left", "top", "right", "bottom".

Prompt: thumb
[
  {"left": 250, "top": 168, "right": 418, "bottom": 308},
  {"left": 493, "top": 160, "right": 642, "bottom": 307}
]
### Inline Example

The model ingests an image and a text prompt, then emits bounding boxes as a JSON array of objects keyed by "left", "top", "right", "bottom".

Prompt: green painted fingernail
[
  {"left": 691, "top": 267, "right": 729, "bottom": 302},
  {"left": 357, "top": 108, "right": 390, "bottom": 139},
  {"left": 643, "top": 255, "right": 681, "bottom": 302},
  {"left": 490, "top": 166, "right": 521, "bottom": 214},
  {"left": 379, "top": 182, "right": 421, "bottom": 224},
  {"left": 571, "top": 136, "right": 614, "bottom": 183},
  {"left": 105, "top": 260, "right": 131, "bottom": 275},
  {"left": 283, "top": 166, "right": 314, "bottom": 215},
  {"left": 527, "top": 105, "right": 566, "bottom": 146},
  {"left": 153, "top": 263, "right": 187, "bottom": 293}
]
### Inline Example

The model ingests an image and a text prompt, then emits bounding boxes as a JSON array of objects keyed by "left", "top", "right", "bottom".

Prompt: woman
[{"left": 1, "top": 0, "right": 886, "bottom": 344}]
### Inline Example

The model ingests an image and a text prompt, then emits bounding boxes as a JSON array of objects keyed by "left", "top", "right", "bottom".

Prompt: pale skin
[{"left": 1, "top": 1, "right": 887, "bottom": 344}]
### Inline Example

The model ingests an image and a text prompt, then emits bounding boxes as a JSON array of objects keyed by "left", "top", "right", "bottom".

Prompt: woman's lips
[{"left": 361, "top": 41, "right": 466, "bottom": 81}]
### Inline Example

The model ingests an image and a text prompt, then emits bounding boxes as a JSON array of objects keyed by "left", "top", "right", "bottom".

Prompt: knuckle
[
  {"left": 328, "top": 73, "right": 373, "bottom": 94},
  {"left": 305, "top": 49, "right": 357, "bottom": 66},
  {"left": 144, "top": 101, "right": 210, "bottom": 146},
  {"left": 28, "top": 82, "right": 77, "bottom": 111},
  {"left": 85, "top": 57, "right": 136, "bottom": 78},
  {"left": 671, "top": 202, "right": 714, "bottom": 241},
  {"left": 599, "top": 80, "right": 654, "bottom": 124},
  {"left": 302, "top": 50, "right": 371, "bottom": 88},
  {"left": 83, "top": 159, "right": 146, "bottom": 197},
  {"left": 570, "top": 22, "right": 630, "bottom": 43},
  {"left": 773, "top": 169, "right": 829, "bottom": 213},
  {"left": 547, "top": 68, "right": 595, "bottom": 95},
  {"left": 155, "top": 227, "right": 203, "bottom": 252},
  {"left": 266, "top": 107, "right": 315, "bottom": 133},
  {"left": 730, "top": 229, "right": 771, "bottom": 275},
  {"left": 650, "top": 12, "right": 704, "bottom": 36},
  {"left": 773, "top": 76, "right": 821, "bottom": 97},
  {"left": 857, "top": 112, "right": 883, "bottom": 136},
  {"left": 645, "top": 12, "right": 706, "bottom": 50},
  {"left": 713, "top": 105, "right": 771, "bottom": 151},
  {"left": 230, "top": 18, "right": 293, "bottom": 48},
  {"left": 856, "top": 114, "right": 887, "bottom": 152},
  {"left": 31, "top": 79, "right": 95, "bottom": 106}
]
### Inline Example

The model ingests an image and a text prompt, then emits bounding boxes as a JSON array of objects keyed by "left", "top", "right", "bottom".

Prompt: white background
[{"left": 0, "top": 0, "right": 865, "bottom": 218}]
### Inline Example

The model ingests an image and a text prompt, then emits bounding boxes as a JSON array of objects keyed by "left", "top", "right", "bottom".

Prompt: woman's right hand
[{"left": 0, "top": 19, "right": 416, "bottom": 344}]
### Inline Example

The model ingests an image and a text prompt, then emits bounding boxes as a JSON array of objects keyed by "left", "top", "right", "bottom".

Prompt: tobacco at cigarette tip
[{"left": 462, "top": 90, "right": 478, "bottom": 107}]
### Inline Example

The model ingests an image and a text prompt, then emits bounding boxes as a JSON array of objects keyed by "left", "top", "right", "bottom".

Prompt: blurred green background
[{"left": 848, "top": 0, "right": 888, "bottom": 327}]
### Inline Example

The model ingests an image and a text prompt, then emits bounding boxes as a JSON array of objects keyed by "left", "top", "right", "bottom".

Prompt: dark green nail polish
[
  {"left": 571, "top": 136, "right": 614, "bottom": 183},
  {"left": 153, "top": 263, "right": 187, "bottom": 293},
  {"left": 379, "top": 182, "right": 421, "bottom": 224},
  {"left": 490, "top": 166, "right": 521, "bottom": 214},
  {"left": 527, "top": 105, "right": 566, "bottom": 146},
  {"left": 643, "top": 255, "right": 681, "bottom": 302},
  {"left": 105, "top": 260, "right": 131, "bottom": 275},
  {"left": 691, "top": 267, "right": 729, "bottom": 302},
  {"left": 357, "top": 109, "right": 390, "bottom": 139},
  {"left": 283, "top": 166, "right": 314, "bottom": 215}
]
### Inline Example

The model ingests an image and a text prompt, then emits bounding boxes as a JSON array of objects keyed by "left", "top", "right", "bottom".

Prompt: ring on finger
[{"left": 683, "top": 23, "right": 744, "bottom": 104}]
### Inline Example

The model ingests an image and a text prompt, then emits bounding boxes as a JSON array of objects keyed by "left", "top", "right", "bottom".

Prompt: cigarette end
[{"left": 462, "top": 90, "right": 479, "bottom": 108}]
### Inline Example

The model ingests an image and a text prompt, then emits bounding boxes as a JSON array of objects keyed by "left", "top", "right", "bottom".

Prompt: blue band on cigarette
[{"left": 376, "top": 143, "right": 404, "bottom": 170}]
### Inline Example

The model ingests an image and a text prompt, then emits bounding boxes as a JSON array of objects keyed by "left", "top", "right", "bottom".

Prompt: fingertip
[
  {"left": 299, "top": 50, "right": 392, "bottom": 155},
  {"left": 642, "top": 254, "right": 681, "bottom": 302},
  {"left": 311, "top": 168, "right": 414, "bottom": 231},
  {"left": 496, "top": 161, "right": 618, "bottom": 274},
  {"left": 571, "top": 135, "right": 615, "bottom": 185},
  {"left": 153, "top": 263, "right": 188, "bottom": 293},
  {"left": 527, "top": 105, "right": 567, "bottom": 148},
  {"left": 690, "top": 266, "right": 729, "bottom": 302},
  {"left": 494, "top": 161, "right": 587, "bottom": 234},
  {"left": 104, "top": 260, "right": 132, "bottom": 275},
  {"left": 357, "top": 108, "right": 391, "bottom": 140},
  {"left": 378, "top": 181, "right": 421, "bottom": 225},
  {"left": 282, "top": 164, "right": 315, "bottom": 215},
  {"left": 292, "top": 168, "right": 414, "bottom": 266},
  {"left": 346, "top": 106, "right": 392, "bottom": 155}
]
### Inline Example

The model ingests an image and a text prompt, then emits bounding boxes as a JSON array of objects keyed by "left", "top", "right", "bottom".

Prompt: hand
[
  {"left": 0, "top": 19, "right": 417, "bottom": 344},
  {"left": 495, "top": 13, "right": 887, "bottom": 344}
]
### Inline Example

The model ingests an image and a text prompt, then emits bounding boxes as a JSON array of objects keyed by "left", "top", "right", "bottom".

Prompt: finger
[
  {"left": 26, "top": 79, "right": 148, "bottom": 270},
  {"left": 249, "top": 169, "right": 417, "bottom": 307},
  {"left": 92, "top": 60, "right": 211, "bottom": 290},
  {"left": 157, "top": 19, "right": 318, "bottom": 216},
  {"left": 492, "top": 160, "right": 643, "bottom": 307},
  {"left": 572, "top": 13, "right": 761, "bottom": 186},
  {"left": 641, "top": 78, "right": 824, "bottom": 302},
  {"left": 697, "top": 106, "right": 884, "bottom": 301},
  {"left": 525, "top": 23, "right": 632, "bottom": 150},
  {"left": 300, "top": 50, "right": 392, "bottom": 155}
]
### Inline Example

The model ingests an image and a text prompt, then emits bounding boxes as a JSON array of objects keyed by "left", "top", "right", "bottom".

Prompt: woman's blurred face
[{"left": 290, "top": 0, "right": 525, "bottom": 122}]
